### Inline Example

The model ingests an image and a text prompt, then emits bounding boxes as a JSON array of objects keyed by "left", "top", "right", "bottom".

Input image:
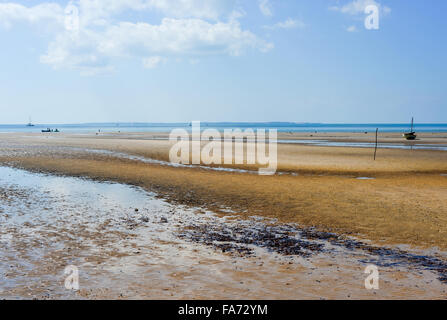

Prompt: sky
[{"left": 0, "top": 0, "right": 446, "bottom": 124}]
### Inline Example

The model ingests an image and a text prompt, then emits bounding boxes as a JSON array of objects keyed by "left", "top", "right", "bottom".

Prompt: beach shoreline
[
  {"left": 1, "top": 131, "right": 447, "bottom": 249},
  {"left": 1, "top": 131, "right": 447, "bottom": 299}
]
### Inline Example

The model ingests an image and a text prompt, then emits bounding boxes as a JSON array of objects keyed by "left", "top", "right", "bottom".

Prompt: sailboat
[
  {"left": 26, "top": 117, "right": 35, "bottom": 127},
  {"left": 403, "top": 117, "right": 417, "bottom": 140}
]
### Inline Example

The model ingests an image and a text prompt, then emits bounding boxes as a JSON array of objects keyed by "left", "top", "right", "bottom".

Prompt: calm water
[{"left": 1, "top": 123, "right": 447, "bottom": 133}]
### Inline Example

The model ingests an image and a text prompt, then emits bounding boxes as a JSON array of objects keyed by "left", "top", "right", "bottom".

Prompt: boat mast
[{"left": 411, "top": 117, "right": 414, "bottom": 132}]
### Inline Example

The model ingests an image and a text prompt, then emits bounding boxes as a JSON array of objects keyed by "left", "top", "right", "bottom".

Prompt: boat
[
  {"left": 41, "top": 128, "right": 60, "bottom": 133},
  {"left": 403, "top": 117, "right": 417, "bottom": 140},
  {"left": 26, "top": 117, "right": 35, "bottom": 127}
]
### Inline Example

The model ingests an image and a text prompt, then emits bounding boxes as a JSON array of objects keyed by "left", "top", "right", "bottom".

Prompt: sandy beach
[
  {"left": 2, "top": 0, "right": 447, "bottom": 306},
  {"left": 1, "top": 131, "right": 447, "bottom": 299}
]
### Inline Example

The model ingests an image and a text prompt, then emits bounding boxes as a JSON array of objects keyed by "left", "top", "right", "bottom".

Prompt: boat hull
[{"left": 403, "top": 132, "right": 417, "bottom": 140}]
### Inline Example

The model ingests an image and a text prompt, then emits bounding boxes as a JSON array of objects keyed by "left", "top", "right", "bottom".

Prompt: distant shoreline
[
  {"left": 1, "top": 122, "right": 447, "bottom": 133},
  {"left": 2, "top": 121, "right": 447, "bottom": 126}
]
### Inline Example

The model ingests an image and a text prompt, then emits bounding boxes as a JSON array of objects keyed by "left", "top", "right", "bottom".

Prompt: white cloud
[
  {"left": 39, "top": 30, "right": 115, "bottom": 76},
  {"left": 330, "top": 0, "right": 391, "bottom": 16},
  {"left": 77, "top": 0, "right": 236, "bottom": 24},
  {"left": 96, "top": 19, "right": 271, "bottom": 57},
  {"left": 259, "top": 0, "right": 272, "bottom": 17},
  {"left": 147, "top": 0, "right": 235, "bottom": 20},
  {"left": 264, "top": 18, "right": 306, "bottom": 30},
  {"left": 142, "top": 56, "right": 166, "bottom": 69},
  {"left": 383, "top": 5, "right": 391, "bottom": 14},
  {"left": 0, "top": 2, "right": 63, "bottom": 28},
  {"left": 1, "top": 1, "right": 273, "bottom": 75},
  {"left": 346, "top": 25, "right": 357, "bottom": 32}
]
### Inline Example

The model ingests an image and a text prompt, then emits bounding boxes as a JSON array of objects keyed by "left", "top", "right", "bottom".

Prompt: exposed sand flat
[
  {"left": 2, "top": 132, "right": 447, "bottom": 175},
  {"left": 0, "top": 132, "right": 446, "bottom": 251},
  {"left": 1, "top": 166, "right": 446, "bottom": 300}
]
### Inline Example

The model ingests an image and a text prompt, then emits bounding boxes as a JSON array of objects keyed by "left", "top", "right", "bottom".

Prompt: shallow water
[
  {"left": 278, "top": 140, "right": 447, "bottom": 151},
  {"left": 1, "top": 166, "right": 446, "bottom": 299},
  {"left": 0, "top": 166, "right": 219, "bottom": 298},
  {"left": 54, "top": 146, "right": 261, "bottom": 175}
]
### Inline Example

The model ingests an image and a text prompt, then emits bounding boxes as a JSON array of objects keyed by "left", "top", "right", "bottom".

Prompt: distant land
[{"left": 2, "top": 122, "right": 447, "bottom": 127}]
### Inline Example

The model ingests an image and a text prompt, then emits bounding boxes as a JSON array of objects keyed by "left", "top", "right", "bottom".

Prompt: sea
[{"left": 0, "top": 122, "right": 447, "bottom": 133}]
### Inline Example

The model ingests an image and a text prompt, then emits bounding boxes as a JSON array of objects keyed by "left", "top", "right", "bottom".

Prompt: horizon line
[{"left": 2, "top": 121, "right": 447, "bottom": 126}]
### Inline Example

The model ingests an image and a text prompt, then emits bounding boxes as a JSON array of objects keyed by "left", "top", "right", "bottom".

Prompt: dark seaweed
[{"left": 179, "top": 221, "right": 447, "bottom": 283}]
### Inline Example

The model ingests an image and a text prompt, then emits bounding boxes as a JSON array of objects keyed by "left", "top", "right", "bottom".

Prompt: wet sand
[
  {"left": 1, "top": 132, "right": 447, "bottom": 299},
  {"left": 1, "top": 132, "right": 447, "bottom": 247},
  {"left": 1, "top": 166, "right": 446, "bottom": 300}
]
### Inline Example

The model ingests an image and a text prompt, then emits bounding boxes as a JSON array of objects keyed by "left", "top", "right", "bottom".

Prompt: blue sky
[{"left": 0, "top": 0, "right": 446, "bottom": 124}]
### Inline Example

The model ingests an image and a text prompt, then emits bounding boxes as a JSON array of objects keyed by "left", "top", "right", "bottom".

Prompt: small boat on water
[
  {"left": 26, "top": 117, "right": 34, "bottom": 127},
  {"left": 41, "top": 128, "right": 60, "bottom": 133},
  {"left": 403, "top": 117, "right": 417, "bottom": 140}
]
